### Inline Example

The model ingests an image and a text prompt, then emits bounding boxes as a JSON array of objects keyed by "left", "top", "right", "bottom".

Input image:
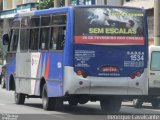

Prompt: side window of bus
[
  {"left": 30, "top": 28, "right": 39, "bottom": 51},
  {"left": 20, "top": 29, "right": 30, "bottom": 51},
  {"left": 8, "top": 29, "right": 13, "bottom": 51},
  {"left": 12, "top": 20, "right": 20, "bottom": 28},
  {"left": 50, "top": 14, "right": 66, "bottom": 51},
  {"left": 20, "top": 18, "right": 30, "bottom": 51},
  {"left": 10, "top": 29, "right": 19, "bottom": 52},
  {"left": 30, "top": 17, "right": 40, "bottom": 51},
  {"left": 50, "top": 27, "right": 66, "bottom": 50},
  {"left": 39, "top": 16, "right": 51, "bottom": 50}
]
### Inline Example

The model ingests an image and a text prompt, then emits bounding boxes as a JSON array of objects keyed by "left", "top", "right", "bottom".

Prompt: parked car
[{"left": 133, "top": 46, "right": 160, "bottom": 108}]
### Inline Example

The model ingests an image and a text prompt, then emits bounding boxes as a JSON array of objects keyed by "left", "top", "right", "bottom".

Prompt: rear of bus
[{"left": 64, "top": 6, "right": 148, "bottom": 97}]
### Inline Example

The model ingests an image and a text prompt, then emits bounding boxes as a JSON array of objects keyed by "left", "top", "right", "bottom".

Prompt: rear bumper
[{"left": 63, "top": 66, "right": 148, "bottom": 95}]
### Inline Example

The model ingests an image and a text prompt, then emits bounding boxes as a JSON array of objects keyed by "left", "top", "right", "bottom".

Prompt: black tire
[
  {"left": 1, "top": 77, "right": 5, "bottom": 89},
  {"left": 151, "top": 100, "right": 159, "bottom": 109},
  {"left": 100, "top": 97, "right": 122, "bottom": 114},
  {"left": 15, "top": 91, "right": 25, "bottom": 104},
  {"left": 68, "top": 99, "right": 78, "bottom": 106},
  {"left": 42, "top": 84, "right": 56, "bottom": 110},
  {"left": 133, "top": 99, "right": 143, "bottom": 108}
]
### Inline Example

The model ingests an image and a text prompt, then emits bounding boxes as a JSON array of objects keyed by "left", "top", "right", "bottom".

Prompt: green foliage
[
  {"left": 37, "top": 0, "right": 54, "bottom": 9},
  {"left": 37, "top": 0, "right": 65, "bottom": 9}
]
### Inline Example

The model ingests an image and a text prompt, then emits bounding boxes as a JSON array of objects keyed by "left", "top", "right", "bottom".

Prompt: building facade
[
  {"left": 71, "top": 0, "right": 124, "bottom": 5},
  {"left": 3, "top": 0, "right": 38, "bottom": 10}
]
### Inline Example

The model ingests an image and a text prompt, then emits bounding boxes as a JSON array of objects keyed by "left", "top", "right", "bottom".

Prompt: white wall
[
  {"left": 3, "top": 0, "right": 13, "bottom": 10},
  {"left": 23, "top": 0, "right": 38, "bottom": 4},
  {"left": 12, "top": 0, "right": 16, "bottom": 9},
  {"left": 107, "top": 0, "right": 123, "bottom": 6},
  {"left": 96, "top": 0, "right": 104, "bottom": 5}
]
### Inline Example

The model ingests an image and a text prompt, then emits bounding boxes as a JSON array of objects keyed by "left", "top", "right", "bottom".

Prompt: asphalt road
[{"left": 0, "top": 86, "right": 160, "bottom": 120}]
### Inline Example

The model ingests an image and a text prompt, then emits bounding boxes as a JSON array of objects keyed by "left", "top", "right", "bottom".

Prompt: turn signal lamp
[
  {"left": 136, "top": 71, "right": 141, "bottom": 77},
  {"left": 76, "top": 70, "right": 88, "bottom": 78}
]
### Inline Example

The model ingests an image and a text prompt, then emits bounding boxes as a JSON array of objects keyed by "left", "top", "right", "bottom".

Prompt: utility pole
[
  {"left": 54, "top": 0, "right": 60, "bottom": 7},
  {"left": 154, "top": 0, "right": 160, "bottom": 46},
  {"left": 65, "top": 0, "right": 71, "bottom": 6}
]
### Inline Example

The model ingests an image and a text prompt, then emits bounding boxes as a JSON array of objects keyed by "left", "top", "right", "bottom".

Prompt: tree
[
  {"left": 37, "top": 0, "right": 54, "bottom": 9},
  {"left": 37, "top": 0, "right": 65, "bottom": 9}
]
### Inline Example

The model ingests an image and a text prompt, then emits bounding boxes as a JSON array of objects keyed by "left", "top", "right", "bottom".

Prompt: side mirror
[{"left": 2, "top": 34, "right": 9, "bottom": 45}]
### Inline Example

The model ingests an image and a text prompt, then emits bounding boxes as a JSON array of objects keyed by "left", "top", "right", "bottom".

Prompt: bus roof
[
  {"left": 74, "top": 5, "right": 145, "bottom": 10},
  {"left": 15, "top": 5, "right": 145, "bottom": 18},
  {"left": 16, "top": 7, "right": 70, "bottom": 18}
]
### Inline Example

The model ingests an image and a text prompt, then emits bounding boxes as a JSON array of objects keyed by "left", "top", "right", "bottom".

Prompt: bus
[{"left": 2, "top": 5, "right": 148, "bottom": 113}]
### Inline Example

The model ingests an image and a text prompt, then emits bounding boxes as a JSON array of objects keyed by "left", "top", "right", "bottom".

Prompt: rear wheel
[
  {"left": 42, "top": 84, "right": 56, "bottom": 110},
  {"left": 15, "top": 91, "right": 25, "bottom": 104},
  {"left": 100, "top": 97, "right": 122, "bottom": 114},
  {"left": 133, "top": 99, "right": 143, "bottom": 108}
]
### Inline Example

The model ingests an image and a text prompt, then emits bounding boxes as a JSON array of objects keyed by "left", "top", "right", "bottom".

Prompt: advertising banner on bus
[{"left": 74, "top": 7, "right": 145, "bottom": 45}]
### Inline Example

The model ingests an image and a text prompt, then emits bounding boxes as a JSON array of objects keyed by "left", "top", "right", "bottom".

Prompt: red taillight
[
  {"left": 130, "top": 73, "right": 136, "bottom": 79},
  {"left": 76, "top": 70, "right": 88, "bottom": 78},
  {"left": 136, "top": 71, "right": 141, "bottom": 77},
  {"left": 98, "top": 66, "right": 119, "bottom": 72},
  {"left": 130, "top": 71, "right": 142, "bottom": 79}
]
